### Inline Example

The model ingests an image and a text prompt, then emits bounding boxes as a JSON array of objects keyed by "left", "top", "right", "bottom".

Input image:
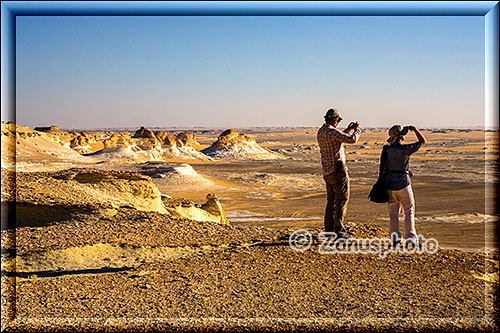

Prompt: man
[{"left": 317, "top": 108, "right": 361, "bottom": 238}]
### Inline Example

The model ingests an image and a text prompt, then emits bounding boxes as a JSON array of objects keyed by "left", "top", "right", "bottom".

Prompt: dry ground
[{"left": 2, "top": 208, "right": 498, "bottom": 332}]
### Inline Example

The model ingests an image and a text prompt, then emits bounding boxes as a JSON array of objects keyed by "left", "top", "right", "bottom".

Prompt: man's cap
[
  {"left": 387, "top": 125, "right": 409, "bottom": 144},
  {"left": 324, "top": 108, "right": 342, "bottom": 121}
]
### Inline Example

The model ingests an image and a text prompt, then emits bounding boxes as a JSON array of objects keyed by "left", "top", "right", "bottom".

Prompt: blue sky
[{"left": 15, "top": 15, "right": 485, "bottom": 129}]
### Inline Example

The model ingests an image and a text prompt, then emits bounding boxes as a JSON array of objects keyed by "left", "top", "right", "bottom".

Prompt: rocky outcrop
[
  {"left": 34, "top": 125, "right": 67, "bottom": 135},
  {"left": 200, "top": 193, "right": 229, "bottom": 223},
  {"left": 132, "top": 127, "right": 156, "bottom": 139},
  {"left": 13, "top": 168, "right": 169, "bottom": 224},
  {"left": 1, "top": 121, "right": 92, "bottom": 170},
  {"left": 134, "top": 137, "right": 162, "bottom": 151},
  {"left": 103, "top": 134, "right": 135, "bottom": 149},
  {"left": 175, "top": 132, "right": 197, "bottom": 147},
  {"left": 154, "top": 131, "right": 177, "bottom": 147},
  {"left": 135, "top": 162, "right": 213, "bottom": 186},
  {"left": 202, "top": 129, "right": 282, "bottom": 160},
  {"left": 91, "top": 128, "right": 206, "bottom": 162},
  {"left": 1, "top": 122, "right": 16, "bottom": 169},
  {"left": 153, "top": 131, "right": 198, "bottom": 148},
  {"left": 70, "top": 133, "right": 95, "bottom": 154},
  {"left": 4, "top": 164, "right": 233, "bottom": 228},
  {"left": 89, "top": 132, "right": 162, "bottom": 162},
  {"left": 211, "top": 129, "right": 253, "bottom": 148},
  {"left": 163, "top": 193, "right": 229, "bottom": 224},
  {"left": 130, "top": 127, "right": 163, "bottom": 158},
  {"left": 153, "top": 130, "right": 211, "bottom": 160},
  {"left": 162, "top": 145, "right": 211, "bottom": 160},
  {"left": 33, "top": 125, "right": 73, "bottom": 147},
  {"left": 1, "top": 121, "right": 17, "bottom": 138},
  {"left": 88, "top": 134, "right": 137, "bottom": 161},
  {"left": 70, "top": 135, "right": 90, "bottom": 147}
]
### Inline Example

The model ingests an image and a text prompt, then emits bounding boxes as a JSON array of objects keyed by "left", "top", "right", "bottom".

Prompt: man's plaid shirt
[{"left": 317, "top": 123, "right": 361, "bottom": 175}]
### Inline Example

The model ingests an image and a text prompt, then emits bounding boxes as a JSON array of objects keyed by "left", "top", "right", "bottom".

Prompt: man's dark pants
[{"left": 323, "top": 165, "right": 350, "bottom": 233}]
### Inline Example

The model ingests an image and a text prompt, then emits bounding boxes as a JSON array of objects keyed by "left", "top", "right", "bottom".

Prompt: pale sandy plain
[{"left": 1, "top": 124, "right": 498, "bottom": 332}]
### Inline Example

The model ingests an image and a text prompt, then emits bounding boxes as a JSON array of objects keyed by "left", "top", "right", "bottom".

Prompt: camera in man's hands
[{"left": 348, "top": 121, "right": 360, "bottom": 129}]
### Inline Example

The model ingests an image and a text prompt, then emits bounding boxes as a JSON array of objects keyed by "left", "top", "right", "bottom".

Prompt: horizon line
[{"left": 4, "top": 122, "right": 496, "bottom": 132}]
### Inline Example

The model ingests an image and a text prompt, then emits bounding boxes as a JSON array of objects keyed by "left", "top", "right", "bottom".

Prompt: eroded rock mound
[
  {"left": 130, "top": 127, "right": 162, "bottom": 151},
  {"left": 88, "top": 132, "right": 163, "bottom": 162},
  {"left": 1, "top": 121, "right": 16, "bottom": 138},
  {"left": 71, "top": 135, "right": 90, "bottom": 147},
  {"left": 153, "top": 131, "right": 198, "bottom": 148},
  {"left": 214, "top": 129, "right": 253, "bottom": 147},
  {"left": 135, "top": 137, "right": 162, "bottom": 151},
  {"left": 34, "top": 125, "right": 67, "bottom": 135},
  {"left": 154, "top": 130, "right": 211, "bottom": 160},
  {"left": 132, "top": 126, "right": 157, "bottom": 139},
  {"left": 175, "top": 132, "right": 197, "bottom": 147},
  {"left": 201, "top": 193, "right": 229, "bottom": 223},
  {"left": 163, "top": 192, "right": 229, "bottom": 224},
  {"left": 34, "top": 125, "right": 73, "bottom": 147},
  {"left": 154, "top": 131, "right": 177, "bottom": 147},
  {"left": 70, "top": 133, "right": 96, "bottom": 154},
  {"left": 89, "top": 128, "right": 209, "bottom": 162},
  {"left": 135, "top": 162, "right": 213, "bottom": 187},
  {"left": 1, "top": 121, "right": 92, "bottom": 171},
  {"left": 103, "top": 133, "right": 134, "bottom": 149},
  {"left": 202, "top": 129, "right": 282, "bottom": 160},
  {"left": 5, "top": 165, "right": 233, "bottom": 228},
  {"left": 14, "top": 168, "right": 169, "bottom": 221}
]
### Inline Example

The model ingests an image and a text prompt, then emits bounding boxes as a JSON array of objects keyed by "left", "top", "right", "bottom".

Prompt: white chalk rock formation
[
  {"left": 89, "top": 127, "right": 208, "bottom": 162},
  {"left": 70, "top": 133, "right": 95, "bottom": 154},
  {"left": 86, "top": 133, "right": 139, "bottom": 161},
  {"left": 1, "top": 121, "right": 92, "bottom": 170},
  {"left": 155, "top": 130, "right": 211, "bottom": 160},
  {"left": 87, "top": 129, "right": 163, "bottom": 162},
  {"left": 137, "top": 162, "right": 213, "bottom": 186},
  {"left": 15, "top": 168, "right": 169, "bottom": 215},
  {"left": 202, "top": 129, "right": 282, "bottom": 160},
  {"left": 131, "top": 127, "right": 164, "bottom": 160},
  {"left": 164, "top": 193, "right": 229, "bottom": 224},
  {"left": 33, "top": 125, "right": 74, "bottom": 148}
]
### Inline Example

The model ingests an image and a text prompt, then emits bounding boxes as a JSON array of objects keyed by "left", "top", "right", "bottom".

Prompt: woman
[{"left": 384, "top": 125, "right": 426, "bottom": 247}]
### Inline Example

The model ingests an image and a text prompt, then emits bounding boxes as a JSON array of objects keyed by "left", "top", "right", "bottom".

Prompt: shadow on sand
[{"left": 1, "top": 266, "right": 133, "bottom": 279}]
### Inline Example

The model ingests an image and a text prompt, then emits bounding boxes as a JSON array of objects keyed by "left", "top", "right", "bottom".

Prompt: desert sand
[{"left": 1, "top": 122, "right": 498, "bottom": 332}]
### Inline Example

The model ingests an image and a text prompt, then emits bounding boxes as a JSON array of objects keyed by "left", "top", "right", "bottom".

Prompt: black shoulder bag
[{"left": 368, "top": 145, "right": 389, "bottom": 203}]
